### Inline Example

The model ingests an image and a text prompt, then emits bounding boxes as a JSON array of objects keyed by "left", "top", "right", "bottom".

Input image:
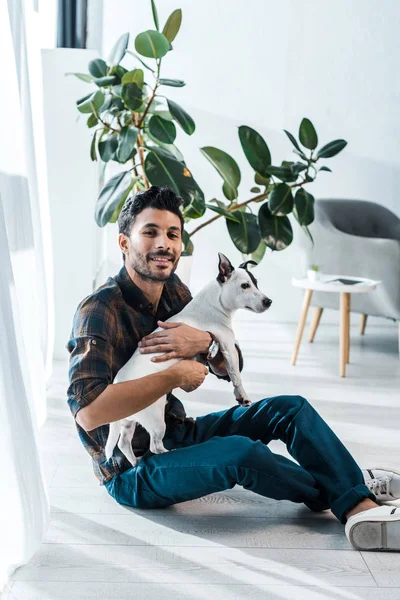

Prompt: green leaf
[
  {"left": 144, "top": 147, "right": 205, "bottom": 211},
  {"left": 108, "top": 33, "right": 130, "bottom": 67},
  {"left": 90, "top": 130, "right": 98, "bottom": 161},
  {"left": 293, "top": 188, "right": 315, "bottom": 226},
  {"left": 251, "top": 186, "right": 261, "bottom": 193},
  {"left": 205, "top": 203, "right": 241, "bottom": 223},
  {"left": 88, "top": 59, "right": 107, "bottom": 78},
  {"left": 158, "top": 78, "right": 186, "bottom": 87},
  {"left": 265, "top": 165, "right": 297, "bottom": 182},
  {"left": 109, "top": 177, "right": 139, "bottom": 223},
  {"left": 121, "top": 68, "right": 144, "bottom": 88},
  {"left": 283, "top": 129, "right": 302, "bottom": 153},
  {"left": 115, "top": 65, "right": 128, "bottom": 78},
  {"left": 258, "top": 203, "right": 293, "bottom": 251},
  {"left": 135, "top": 30, "right": 170, "bottom": 59},
  {"left": 182, "top": 229, "right": 194, "bottom": 254},
  {"left": 226, "top": 211, "right": 261, "bottom": 254},
  {"left": 95, "top": 171, "right": 132, "bottom": 227},
  {"left": 238, "top": 126, "right": 271, "bottom": 177},
  {"left": 121, "top": 82, "right": 143, "bottom": 110},
  {"left": 148, "top": 115, "right": 176, "bottom": 144},
  {"left": 299, "top": 118, "right": 318, "bottom": 150},
  {"left": 183, "top": 193, "right": 206, "bottom": 219},
  {"left": 249, "top": 239, "right": 267, "bottom": 264},
  {"left": 150, "top": 0, "right": 159, "bottom": 30},
  {"left": 268, "top": 183, "right": 294, "bottom": 216},
  {"left": 319, "top": 165, "right": 332, "bottom": 172},
  {"left": 316, "top": 139, "right": 347, "bottom": 159},
  {"left": 125, "top": 50, "right": 155, "bottom": 72},
  {"left": 291, "top": 162, "right": 307, "bottom": 175},
  {"left": 167, "top": 99, "right": 195, "bottom": 135},
  {"left": 222, "top": 180, "right": 238, "bottom": 201},
  {"left": 200, "top": 146, "right": 241, "bottom": 193},
  {"left": 303, "top": 224, "right": 314, "bottom": 246},
  {"left": 87, "top": 113, "right": 98, "bottom": 128},
  {"left": 162, "top": 9, "right": 182, "bottom": 43},
  {"left": 77, "top": 90, "right": 104, "bottom": 114},
  {"left": 98, "top": 95, "right": 113, "bottom": 114},
  {"left": 98, "top": 136, "right": 118, "bottom": 162},
  {"left": 76, "top": 92, "right": 93, "bottom": 105},
  {"left": 93, "top": 76, "right": 118, "bottom": 87},
  {"left": 255, "top": 173, "right": 270, "bottom": 186},
  {"left": 116, "top": 126, "right": 138, "bottom": 163},
  {"left": 67, "top": 72, "right": 93, "bottom": 83}
]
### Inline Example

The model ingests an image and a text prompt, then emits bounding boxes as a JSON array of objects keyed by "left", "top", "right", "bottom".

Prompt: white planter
[
  {"left": 175, "top": 253, "right": 193, "bottom": 288},
  {"left": 307, "top": 269, "right": 320, "bottom": 281}
]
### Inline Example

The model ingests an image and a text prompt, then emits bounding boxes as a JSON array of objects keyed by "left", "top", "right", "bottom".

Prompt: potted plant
[
  {"left": 69, "top": 0, "right": 347, "bottom": 274},
  {"left": 307, "top": 264, "right": 322, "bottom": 281}
]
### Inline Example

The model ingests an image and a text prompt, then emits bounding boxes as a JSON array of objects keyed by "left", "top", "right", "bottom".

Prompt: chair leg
[
  {"left": 398, "top": 322, "right": 400, "bottom": 358},
  {"left": 291, "top": 289, "right": 313, "bottom": 366},
  {"left": 308, "top": 307, "right": 323, "bottom": 342},
  {"left": 360, "top": 314, "right": 367, "bottom": 335}
]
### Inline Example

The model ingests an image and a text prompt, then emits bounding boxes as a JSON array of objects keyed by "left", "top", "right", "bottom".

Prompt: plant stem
[
  {"left": 189, "top": 166, "right": 314, "bottom": 239},
  {"left": 189, "top": 192, "right": 268, "bottom": 238},
  {"left": 133, "top": 59, "right": 162, "bottom": 190}
]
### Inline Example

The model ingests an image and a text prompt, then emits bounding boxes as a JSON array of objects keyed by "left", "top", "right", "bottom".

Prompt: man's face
[{"left": 120, "top": 208, "right": 183, "bottom": 282}]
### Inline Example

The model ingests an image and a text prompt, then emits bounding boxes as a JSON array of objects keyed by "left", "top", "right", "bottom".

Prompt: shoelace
[{"left": 367, "top": 477, "right": 390, "bottom": 497}]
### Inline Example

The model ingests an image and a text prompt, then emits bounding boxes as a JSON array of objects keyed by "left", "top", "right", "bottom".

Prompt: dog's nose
[{"left": 263, "top": 297, "right": 272, "bottom": 308}]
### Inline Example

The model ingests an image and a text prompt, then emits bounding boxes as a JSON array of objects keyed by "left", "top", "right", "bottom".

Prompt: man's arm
[{"left": 77, "top": 367, "right": 183, "bottom": 432}]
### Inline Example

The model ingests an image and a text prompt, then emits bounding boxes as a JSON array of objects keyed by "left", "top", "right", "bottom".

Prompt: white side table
[{"left": 291, "top": 275, "right": 380, "bottom": 377}]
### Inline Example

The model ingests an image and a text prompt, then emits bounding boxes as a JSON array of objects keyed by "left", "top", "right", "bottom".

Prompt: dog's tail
[{"left": 105, "top": 421, "right": 120, "bottom": 460}]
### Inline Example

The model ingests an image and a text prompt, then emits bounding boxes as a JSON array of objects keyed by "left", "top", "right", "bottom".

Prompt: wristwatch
[{"left": 206, "top": 331, "right": 220, "bottom": 361}]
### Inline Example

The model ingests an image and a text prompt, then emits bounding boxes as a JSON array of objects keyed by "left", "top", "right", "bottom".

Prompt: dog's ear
[{"left": 217, "top": 252, "right": 234, "bottom": 283}]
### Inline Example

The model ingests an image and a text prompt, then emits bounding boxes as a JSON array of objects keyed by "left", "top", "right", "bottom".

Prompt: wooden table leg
[
  {"left": 340, "top": 292, "right": 350, "bottom": 376},
  {"left": 360, "top": 314, "right": 367, "bottom": 335},
  {"left": 292, "top": 289, "right": 313, "bottom": 366},
  {"left": 308, "top": 307, "right": 323, "bottom": 343},
  {"left": 346, "top": 294, "right": 351, "bottom": 364}
]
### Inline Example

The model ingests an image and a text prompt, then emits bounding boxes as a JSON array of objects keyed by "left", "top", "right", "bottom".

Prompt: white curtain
[{"left": 0, "top": 0, "right": 54, "bottom": 591}]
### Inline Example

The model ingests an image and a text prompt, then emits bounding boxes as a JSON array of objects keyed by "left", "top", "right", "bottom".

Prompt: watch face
[{"left": 209, "top": 340, "right": 219, "bottom": 359}]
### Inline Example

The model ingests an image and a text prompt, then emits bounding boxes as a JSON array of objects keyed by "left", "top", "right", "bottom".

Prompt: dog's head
[{"left": 216, "top": 252, "right": 272, "bottom": 313}]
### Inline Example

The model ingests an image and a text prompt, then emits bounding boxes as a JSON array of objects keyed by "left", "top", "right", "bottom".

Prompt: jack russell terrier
[{"left": 105, "top": 252, "right": 272, "bottom": 466}]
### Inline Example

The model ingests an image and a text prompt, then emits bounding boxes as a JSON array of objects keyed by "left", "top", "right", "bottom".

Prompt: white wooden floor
[{"left": 3, "top": 318, "right": 400, "bottom": 600}]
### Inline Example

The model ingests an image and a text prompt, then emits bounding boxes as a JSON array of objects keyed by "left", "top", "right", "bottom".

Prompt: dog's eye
[{"left": 241, "top": 283, "right": 250, "bottom": 289}]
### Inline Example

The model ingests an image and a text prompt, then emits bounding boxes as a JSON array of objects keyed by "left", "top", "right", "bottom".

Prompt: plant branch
[
  {"left": 189, "top": 192, "right": 268, "bottom": 238},
  {"left": 189, "top": 163, "right": 316, "bottom": 239},
  {"left": 137, "top": 59, "right": 161, "bottom": 129}
]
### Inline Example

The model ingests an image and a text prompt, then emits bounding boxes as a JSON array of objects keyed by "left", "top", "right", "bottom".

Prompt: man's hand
[
  {"left": 138, "top": 321, "right": 211, "bottom": 363},
  {"left": 171, "top": 360, "right": 210, "bottom": 392}
]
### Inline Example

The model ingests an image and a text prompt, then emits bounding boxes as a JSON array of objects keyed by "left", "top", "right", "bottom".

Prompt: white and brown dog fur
[{"left": 105, "top": 252, "right": 272, "bottom": 466}]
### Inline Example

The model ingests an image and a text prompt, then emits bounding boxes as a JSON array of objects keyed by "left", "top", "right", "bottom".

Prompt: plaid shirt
[{"left": 66, "top": 264, "right": 244, "bottom": 486}]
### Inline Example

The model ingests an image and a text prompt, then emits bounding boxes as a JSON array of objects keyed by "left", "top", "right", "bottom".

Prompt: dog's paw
[{"left": 237, "top": 397, "right": 252, "bottom": 407}]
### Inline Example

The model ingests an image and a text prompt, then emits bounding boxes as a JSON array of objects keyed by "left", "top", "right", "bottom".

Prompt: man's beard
[{"left": 129, "top": 249, "right": 177, "bottom": 282}]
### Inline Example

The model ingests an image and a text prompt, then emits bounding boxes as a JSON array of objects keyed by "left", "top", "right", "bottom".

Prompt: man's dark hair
[{"left": 117, "top": 186, "right": 185, "bottom": 263}]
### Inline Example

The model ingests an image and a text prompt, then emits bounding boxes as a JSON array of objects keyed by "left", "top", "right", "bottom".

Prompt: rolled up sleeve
[{"left": 66, "top": 299, "right": 116, "bottom": 419}]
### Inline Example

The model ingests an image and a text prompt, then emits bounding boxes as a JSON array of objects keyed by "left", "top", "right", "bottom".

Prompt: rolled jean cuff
[{"left": 331, "top": 483, "right": 376, "bottom": 524}]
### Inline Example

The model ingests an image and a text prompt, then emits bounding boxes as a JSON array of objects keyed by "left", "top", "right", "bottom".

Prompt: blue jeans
[{"left": 104, "top": 395, "right": 375, "bottom": 524}]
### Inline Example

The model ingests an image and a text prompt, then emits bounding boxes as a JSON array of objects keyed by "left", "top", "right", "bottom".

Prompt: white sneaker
[
  {"left": 362, "top": 468, "right": 400, "bottom": 503},
  {"left": 345, "top": 505, "right": 400, "bottom": 551}
]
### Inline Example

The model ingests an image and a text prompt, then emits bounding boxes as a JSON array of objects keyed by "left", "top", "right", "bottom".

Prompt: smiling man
[{"left": 66, "top": 186, "right": 400, "bottom": 552}]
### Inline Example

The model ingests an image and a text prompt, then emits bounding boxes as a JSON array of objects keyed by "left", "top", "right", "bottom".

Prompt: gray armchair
[{"left": 305, "top": 199, "right": 400, "bottom": 351}]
